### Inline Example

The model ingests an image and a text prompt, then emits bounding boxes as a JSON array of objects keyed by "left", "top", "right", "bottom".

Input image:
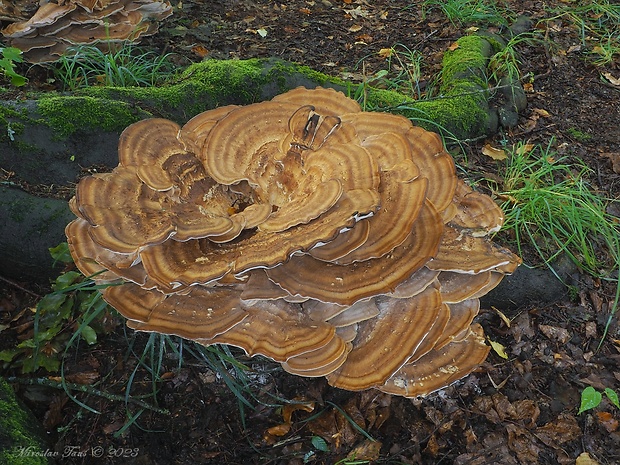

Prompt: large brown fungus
[
  {"left": 1, "top": 0, "right": 172, "bottom": 63},
  {"left": 66, "top": 87, "right": 521, "bottom": 397}
]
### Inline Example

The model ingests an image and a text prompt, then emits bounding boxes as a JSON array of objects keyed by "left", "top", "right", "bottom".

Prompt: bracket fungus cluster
[
  {"left": 66, "top": 87, "right": 521, "bottom": 397},
  {"left": 1, "top": 0, "right": 172, "bottom": 63}
]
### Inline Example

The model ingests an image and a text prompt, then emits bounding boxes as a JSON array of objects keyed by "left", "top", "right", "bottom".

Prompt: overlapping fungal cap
[
  {"left": 66, "top": 87, "right": 521, "bottom": 398},
  {"left": 1, "top": 0, "right": 172, "bottom": 63}
]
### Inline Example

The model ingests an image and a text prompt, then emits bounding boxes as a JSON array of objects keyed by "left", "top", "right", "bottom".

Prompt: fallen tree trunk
[
  {"left": 0, "top": 35, "right": 526, "bottom": 284},
  {"left": 0, "top": 187, "right": 74, "bottom": 282}
]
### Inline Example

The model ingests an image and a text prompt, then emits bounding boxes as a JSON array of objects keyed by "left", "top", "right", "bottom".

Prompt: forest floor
[{"left": 1, "top": 0, "right": 620, "bottom": 464}]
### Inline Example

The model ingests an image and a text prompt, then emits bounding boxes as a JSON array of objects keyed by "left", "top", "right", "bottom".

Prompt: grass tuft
[
  {"left": 549, "top": 0, "right": 620, "bottom": 66},
  {"left": 53, "top": 42, "right": 175, "bottom": 90},
  {"left": 494, "top": 141, "right": 619, "bottom": 337},
  {"left": 422, "top": 0, "right": 511, "bottom": 26}
]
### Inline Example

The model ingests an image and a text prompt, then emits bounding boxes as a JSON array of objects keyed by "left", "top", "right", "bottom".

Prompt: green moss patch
[
  {"left": 0, "top": 378, "right": 52, "bottom": 465},
  {"left": 37, "top": 96, "right": 149, "bottom": 138}
]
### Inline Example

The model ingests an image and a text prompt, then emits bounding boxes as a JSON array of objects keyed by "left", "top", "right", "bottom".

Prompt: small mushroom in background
[
  {"left": 66, "top": 87, "right": 521, "bottom": 398},
  {"left": 0, "top": 0, "right": 172, "bottom": 63}
]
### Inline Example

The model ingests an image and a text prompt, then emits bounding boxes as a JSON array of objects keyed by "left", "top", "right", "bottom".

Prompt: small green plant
[
  {"left": 303, "top": 436, "right": 330, "bottom": 463},
  {"left": 578, "top": 386, "right": 620, "bottom": 414},
  {"left": 54, "top": 42, "right": 175, "bottom": 90},
  {"left": 422, "top": 0, "right": 510, "bottom": 26},
  {"left": 0, "top": 46, "right": 27, "bottom": 87},
  {"left": 566, "top": 127, "right": 592, "bottom": 142},
  {"left": 0, "top": 243, "right": 113, "bottom": 372}
]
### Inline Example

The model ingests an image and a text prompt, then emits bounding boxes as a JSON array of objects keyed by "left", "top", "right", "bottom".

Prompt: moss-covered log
[{"left": 0, "top": 34, "right": 526, "bottom": 283}]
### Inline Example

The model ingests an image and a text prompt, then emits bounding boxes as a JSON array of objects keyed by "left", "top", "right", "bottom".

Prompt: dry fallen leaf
[
  {"left": 515, "top": 143, "right": 534, "bottom": 156},
  {"left": 532, "top": 108, "right": 551, "bottom": 118},
  {"left": 448, "top": 42, "right": 460, "bottom": 51},
  {"left": 539, "top": 324, "right": 571, "bottom": 344},
  {"left": 600, "top": 152, "right": 620, "bottom": 174},
  {"left": 535, "top": 413, "right": 581, "bottom": 448},
  {"left": 264, "top": 399, "right": 315, "bottom": 441},
  {"left": 482, "top": 143, "right": 507, "bottom": 161},
  {"left": 348, "top": 24, "right": 363, "bottom": 32},
  {"left": 191, "top": 44, "right": 209, "bottom": 57},
  {"left": 347, "top": 439, "right": 382, "bottom": 461},
  {"left": 602, "top": 72, "right": 620, "bottom": 87},
  {"left": 596, "top": 411, "right": 619, "bottom": 433},
  {"left": 493, "top": 307, "right": 511, "bottom": 328},
  {"left": 378, "top": 48, "right": 393, "bottom": 58},
  {"left": 345, "top": 6, "right": 371, "bottom": 19}
]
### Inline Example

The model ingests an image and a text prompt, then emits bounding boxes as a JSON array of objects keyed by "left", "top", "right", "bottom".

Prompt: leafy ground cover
[{"left": 1, "top": 0, "right": 620, "bottom": 464}]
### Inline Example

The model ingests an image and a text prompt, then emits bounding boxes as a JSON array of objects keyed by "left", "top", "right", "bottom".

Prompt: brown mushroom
[
  {"left": 65, "top": 86, "right": 521, "bottom": 399},
  {"left": 378, "top": 324, "right": 490, "bottom": 397},
  {"left": 325, "top": 283, "right": 446, "bottom": 391},
  {"left": 1, "top": 0, "right": 172, "bottom": 63}
]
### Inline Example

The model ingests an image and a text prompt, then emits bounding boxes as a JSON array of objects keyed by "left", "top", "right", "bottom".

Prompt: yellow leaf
[
  {"left": 481, "top": 143, "right": 507, "bottom": 160},
  {"left": 378, "top": 48, "right": 393, "bottom": 58},
  {"left": 492, "top": 307, "right": 511, "bottom": 328},
  {"left": 489, "top": 339, "right": 508, "bottom": 359},
  {"left": 532, "top": 108, "right": 551, "bottom": 118},
  {"left": 448, "top": 42, "right": 459, "bottom": 51},
  {"left": 576, "top": 452, "right": 600, "bottom": 465},
  {"left": 348, "top": 24, "right": 363, "bottom": 32},
  {"left": 515, "top": 143, "right": 535, "bottom": 156}
]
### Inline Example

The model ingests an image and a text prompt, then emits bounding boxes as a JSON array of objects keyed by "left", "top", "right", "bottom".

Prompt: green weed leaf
[
  {"left": 22, "top": 354, "right": 60, "bottom": 373},
  {"left": 0, "top": 47, "right": 27, "bottom": 86},
  {"left": 49, "top": 242, "right": 73, "bottom": 263},
  {"left": 80, "top": 325, "right": 98, "bottom": 345},
  {"left": 578, "top": 386, "right": 603, "bottom": 414},
  {"left": 53, "top": 271, "right": 83, "bottom": 291},
  {"left": 604, "top": 388, "right": 620, "bottom": 409},
  {"left": 37, "top": 292, "right": 68, "bottom": 313},
  {"left": 311, "top": 436, "right": 329, "bottom": 452},
  {"left": 2, "top": 47, "right": 24, "bottom": 63},
  {"left": 0, "top": 349, "right": 19, "bottom": 362}
]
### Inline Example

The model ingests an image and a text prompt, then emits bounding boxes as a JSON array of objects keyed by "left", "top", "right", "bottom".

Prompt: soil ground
[{"left": 1, "top": 0, "right": 620, "bottom": 464}]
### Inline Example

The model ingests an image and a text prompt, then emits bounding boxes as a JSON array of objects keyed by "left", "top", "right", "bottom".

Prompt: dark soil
[{"left": 1, "top": 0, "right": 620, "bottom": 464}]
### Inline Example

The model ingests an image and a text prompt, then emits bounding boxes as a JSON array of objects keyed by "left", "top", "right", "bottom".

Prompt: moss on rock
[
  {"left": 392, "top": 35, "right": 495, "bottom": 138},
  {"left": 37, "top": 96, "right": 149, "bottom": 139},
  {"left": 75, "top": 58, "right": 347, "bottom": 124},
  {"left": 0, "top": 378, "right": 53, "bottom": 465}
]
